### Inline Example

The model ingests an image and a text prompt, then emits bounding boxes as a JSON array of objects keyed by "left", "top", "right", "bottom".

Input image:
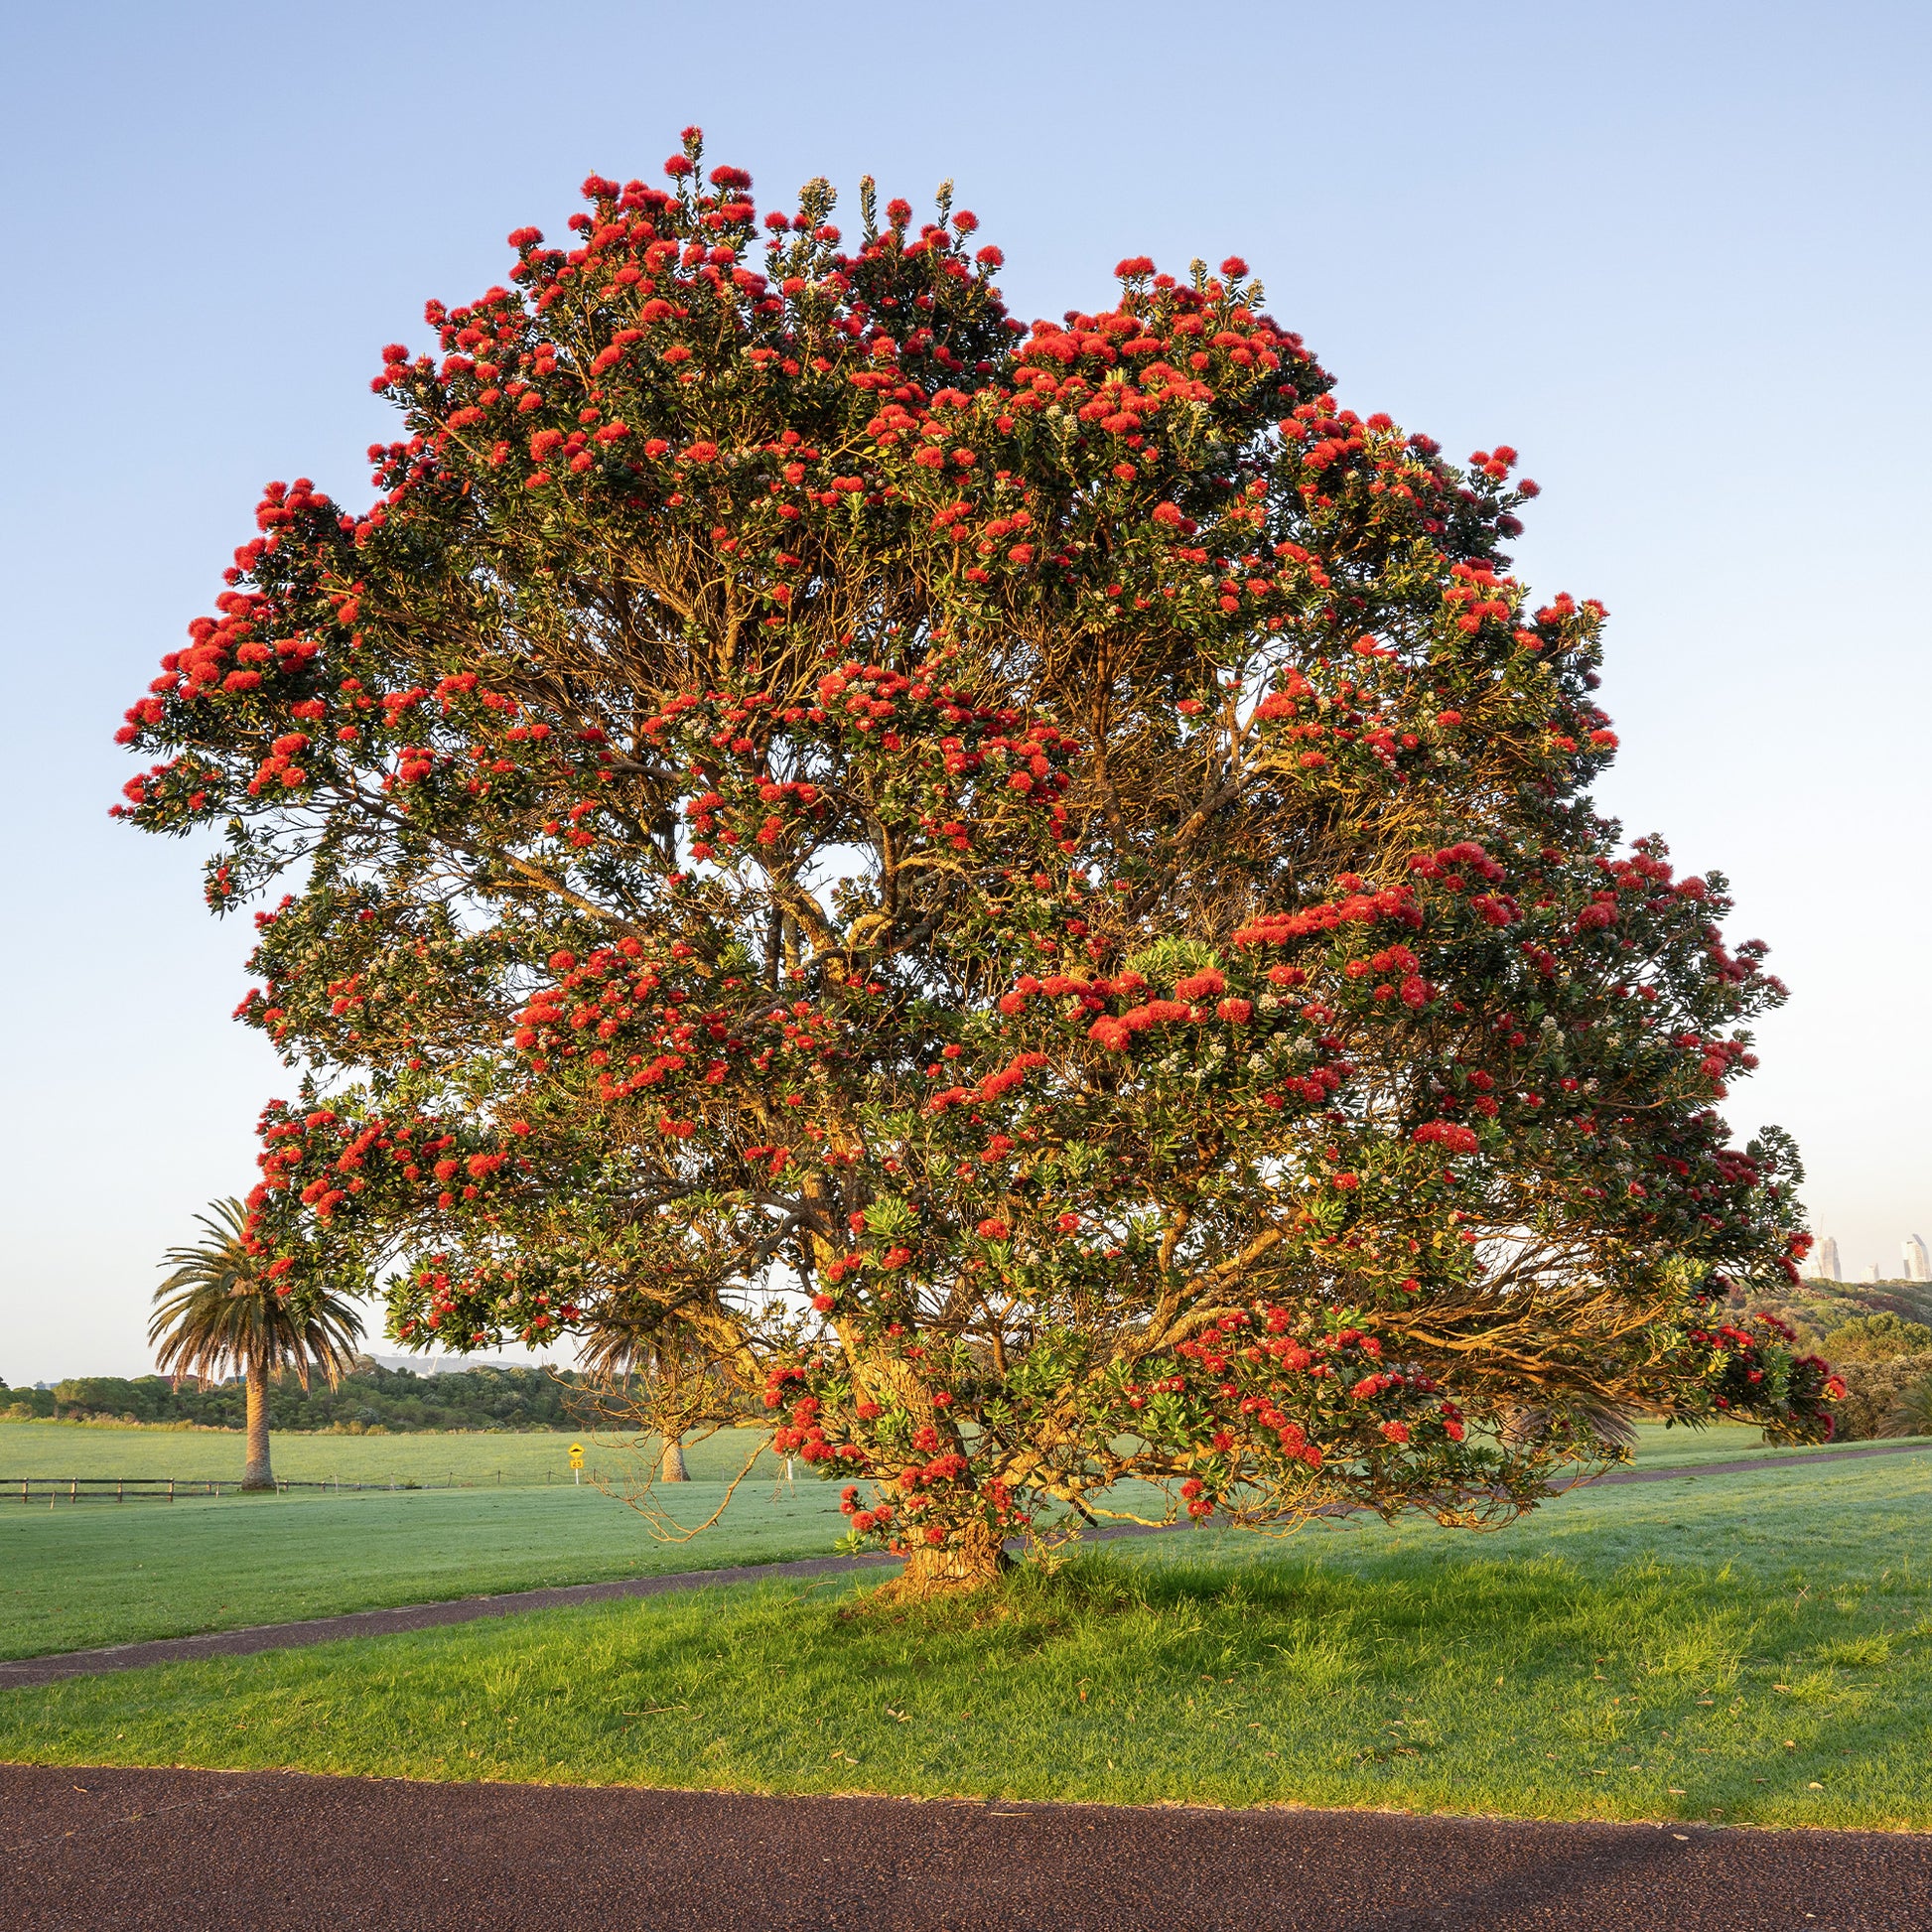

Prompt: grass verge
[
  {"left": 2, "top": 1454, "right": 1926, "bottom": 1828},
  {"left": 0, "top": 1481, "right": 847, "bottom": 1660}
]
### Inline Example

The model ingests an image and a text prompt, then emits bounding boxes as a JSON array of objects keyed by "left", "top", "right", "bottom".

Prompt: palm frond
[
  {"left": 150, "top": 1198, "right": 364, "bottom": 1390},
  {"left": 1882, "top": 1374, "right": 1932, "bottom": 1440}
]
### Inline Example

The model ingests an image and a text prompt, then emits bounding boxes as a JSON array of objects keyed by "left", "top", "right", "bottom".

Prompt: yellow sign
[{"left": 568, "top": 1443, "right": 585, "bottom": 1468}]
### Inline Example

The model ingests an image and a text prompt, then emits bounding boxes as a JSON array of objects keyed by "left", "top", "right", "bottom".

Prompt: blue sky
[{"left": 2, "top": 0, "right": 1926, "bottom": 1381}]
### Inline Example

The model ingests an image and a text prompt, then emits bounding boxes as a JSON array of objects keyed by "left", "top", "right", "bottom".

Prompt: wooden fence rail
[{"left": 7, "top": 1469, "right": 539, "bottom": 1503}]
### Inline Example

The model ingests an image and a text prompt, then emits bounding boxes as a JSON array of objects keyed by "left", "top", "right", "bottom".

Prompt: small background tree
[
  {"left": 150, "top": 1199, "right": 364, "bottom": 1489},
  {"left": 117, "top": 133, "right": 1838, "bottom": 1590}
]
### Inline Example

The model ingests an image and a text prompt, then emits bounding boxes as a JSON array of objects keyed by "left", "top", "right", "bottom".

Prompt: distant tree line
[
  {"left": 0, "top": 1360, "right": 584, "bottom": 1433},
  {"left": 11, "top": 1314, "right": 1927, "bottom": 1444}
]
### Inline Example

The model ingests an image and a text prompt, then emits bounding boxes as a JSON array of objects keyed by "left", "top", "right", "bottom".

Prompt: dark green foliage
[
  {"left": 0, "top": 1380, "right": 56, "bottom": 1420},
  {"left": 9, "top": 1363, "right": 586, "bottom": 1434},
  {"left": 1829, "top": 1354, "right": 1932, "bottom": 1442},
  {"left": 1822, "top": 1313, "right": 1932, "bottom": 1362}
]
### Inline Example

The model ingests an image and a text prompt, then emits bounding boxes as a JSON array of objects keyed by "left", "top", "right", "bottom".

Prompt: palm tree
[
  {"left": 1883, "top": 1373, "right": 1932, "bottom": 1440},
  {"left": 149, "top": 1199, "right": 363, "bottom": 1491},
  {"left": 578, "top": 1316, "right": 708, "bottom": 1481}
]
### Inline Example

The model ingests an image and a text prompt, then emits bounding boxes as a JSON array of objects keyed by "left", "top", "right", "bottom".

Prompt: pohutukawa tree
[{"left": 118, "top": 129, "right": 1838, "bottom": 1593}]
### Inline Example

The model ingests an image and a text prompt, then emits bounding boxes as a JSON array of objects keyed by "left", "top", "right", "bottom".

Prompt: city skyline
[{"left": 1805, "top": 1233, "right": 1932, "bottom": 1285}]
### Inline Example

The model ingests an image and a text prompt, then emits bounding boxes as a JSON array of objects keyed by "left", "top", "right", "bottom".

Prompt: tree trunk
[
  {"left": 241, "top": 1364, "right": 274, "bottom": 1492},
  {"left": 658, "top": 1436, "right": 689, "bottom": 1482},
  {"left": 881, "top": 1520, "right": 1010, "bottom": 1601}
]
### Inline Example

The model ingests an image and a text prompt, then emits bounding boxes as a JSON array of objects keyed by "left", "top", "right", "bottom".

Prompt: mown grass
[
  {"left": 6, "top": 1415, "right": 1896, "bottom": 1488},
  {"left": 0, "top": 1477, "right": 848, "bottom": 1661},
  {"left": 1619, "top": 1420, "right": 1925, "bottom": 1467},
  {"left": 4, "top": 1419, "right": 1924, "bottom": 1663},
  {"left": 0, "top": 1419, "right": 790, "bottom": 1487},
  {"left": 3, "top": 1454, "right": 1927, "bottom": 1828}
]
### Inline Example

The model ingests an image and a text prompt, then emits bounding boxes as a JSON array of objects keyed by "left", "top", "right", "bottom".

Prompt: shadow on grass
[{"left": 3, "top": 1487, "right": 1926, "bottom": 1828}]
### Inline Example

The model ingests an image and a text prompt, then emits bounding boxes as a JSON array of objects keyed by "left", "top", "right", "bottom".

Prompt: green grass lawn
[
  {"left": 4, "top": 1414, "right": 1899, "bottom": 1490},
  {"left": 0, "top": 1475, "right": 849, "bottom": 1662},
  {"left": 1619, "top": 1420, "right": 1922, "bottom": 1468},
  {"left": 0, "top": 1418, "right": 789, "bottom": 1487},
  {"left": 4, "top": 1417, "right": 1924, "bottom": 1665},
  {"left": 2, "top": 1452, "right": 1927, "bottom": 1829}
]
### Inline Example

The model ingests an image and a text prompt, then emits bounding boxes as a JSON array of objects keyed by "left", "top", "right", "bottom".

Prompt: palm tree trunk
[
  {"left": 241, "top": 1363, "right": 274, "bottom": 1491},
  {"left": 659, "top": 1435, "right": 689, "bottom": 1482}
]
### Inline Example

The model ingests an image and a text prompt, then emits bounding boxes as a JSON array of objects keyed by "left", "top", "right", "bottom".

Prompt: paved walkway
[
  {"left": 0, "top": 1555, "right": 894, "bottom": 1692},
  {"left": 1575, "top": 1439, "right": 1932, "bottom": 1486},
  {"left": 4, "top": 1764, "right": 1927, "bottom": 1930},
  {"left": 2, "top": 1441, "right": 1926, "bottom": 1695}
]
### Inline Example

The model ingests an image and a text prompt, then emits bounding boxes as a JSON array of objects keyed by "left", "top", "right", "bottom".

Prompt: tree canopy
[
  {"left": 1822, "top": 1313, "right": 1932, "bottom": 1362},
  {"left": 116, "top": 130, "right": 1837, "bottom": 1587}
]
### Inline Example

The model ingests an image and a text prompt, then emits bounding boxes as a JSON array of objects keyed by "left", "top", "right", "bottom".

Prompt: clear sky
[{"left": 2, "top": 1, "right": 1926, "bottom": 1383}]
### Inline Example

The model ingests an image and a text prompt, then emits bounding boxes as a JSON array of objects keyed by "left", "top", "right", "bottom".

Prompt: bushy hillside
[{"left": 1762, "top": 1280, "right": 1932, "bottom": 1347}]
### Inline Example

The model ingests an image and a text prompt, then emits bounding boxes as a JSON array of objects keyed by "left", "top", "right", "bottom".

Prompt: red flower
[{"left": 1173, "top": 968, "right": 1224, "bottom": 1001}]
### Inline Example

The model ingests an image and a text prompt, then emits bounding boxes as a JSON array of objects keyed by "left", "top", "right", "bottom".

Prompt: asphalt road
[{"left": 4, "top": 1765, "right": 1927, "bottom": 1930}]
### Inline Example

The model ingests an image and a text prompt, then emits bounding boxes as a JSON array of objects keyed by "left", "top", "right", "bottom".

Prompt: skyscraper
[
  {"left": 1905, "top": 1235, "right": 1930, "bottom": 1284},
  {"left": 1812, "top": 1235, "right": 1843, "bottom": 1283}
]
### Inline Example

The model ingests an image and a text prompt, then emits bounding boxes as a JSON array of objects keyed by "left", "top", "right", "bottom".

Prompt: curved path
[
  {"left": 4, "top": 1763, "right": 1928, "bottom": 1930},
  {"left": 2, "top": 1440, "right": 1927, "bottom": 1695}
]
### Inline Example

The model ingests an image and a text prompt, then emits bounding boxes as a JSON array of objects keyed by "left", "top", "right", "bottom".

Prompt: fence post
[
  {"left": 169, "top": 1477, "right": 175, "bottom": 1503},
  {"left": 69, "top": 1479, "right": 76, "bottom": 1502},
  {"left": 117, "top": 1479, "right": 124, "bottom": 1503}
]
